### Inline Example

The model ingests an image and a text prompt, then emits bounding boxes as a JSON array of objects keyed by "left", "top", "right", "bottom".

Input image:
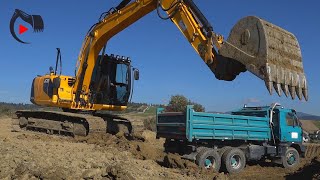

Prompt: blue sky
[{"left": 0, "top": 1, "right": 319, "bottom": 115}]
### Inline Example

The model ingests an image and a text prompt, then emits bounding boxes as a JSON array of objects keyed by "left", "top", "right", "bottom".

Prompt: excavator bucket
[{"left": 219, "top": 16, "right": 308, "bottom": 101}]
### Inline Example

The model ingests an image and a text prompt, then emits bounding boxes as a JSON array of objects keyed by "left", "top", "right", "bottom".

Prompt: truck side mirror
[{"left": 133, "top": 68, "right": 139, "bottom": 80}]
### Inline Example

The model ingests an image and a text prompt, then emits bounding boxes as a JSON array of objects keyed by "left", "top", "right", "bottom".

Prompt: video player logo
[{"left": 10, "top": 9, "right": 44, "bottom": 44}]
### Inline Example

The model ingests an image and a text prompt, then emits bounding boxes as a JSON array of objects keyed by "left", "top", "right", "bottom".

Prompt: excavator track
[
  {"left": 12, "top": 110, "right": 145, "bottom": 137},
  {"left": 13, "top": 110, "right": 106, "bottom": 136},
  {"left": 94, "top": 113, "right": 145, "bottom": 135}
]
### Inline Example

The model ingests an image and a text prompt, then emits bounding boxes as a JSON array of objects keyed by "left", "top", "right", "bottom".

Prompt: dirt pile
[
  {"left": 0, "top": 117, "right": 197, "bottom": 179},
  {"left": 75, "top": 132, "right": 223, "bottom": 179},
  {"left": 162, "top": 153, "right": 196, "bottom": 169},
  {"left": 1, "top": 116, "right": 320, "bottom": 179},
  {"left": 73, "top": 130, "right": 165, "bottom": 161},
  {"left": 305, "top": 143, "right": 320, "bottom": 159}
]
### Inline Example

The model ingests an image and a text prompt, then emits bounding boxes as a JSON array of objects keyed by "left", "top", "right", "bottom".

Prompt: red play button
[{"left": 19, "top": 24, "right": 28, "bottom": 34}]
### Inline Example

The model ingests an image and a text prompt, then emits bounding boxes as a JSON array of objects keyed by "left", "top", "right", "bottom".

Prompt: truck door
[
  {"left": 280, "top": 111, "right": 302, "bottom": 143},
  {"left": 271, "top": 110, "right": 280, "bottom": 141}
]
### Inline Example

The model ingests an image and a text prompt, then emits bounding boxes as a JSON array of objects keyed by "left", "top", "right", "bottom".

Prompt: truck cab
[
  {"left": 232, "top": 105, "right": 303, "bottom": 143},
  {"left": 273, "top": 108, "right": 302, "bottom": 143}
]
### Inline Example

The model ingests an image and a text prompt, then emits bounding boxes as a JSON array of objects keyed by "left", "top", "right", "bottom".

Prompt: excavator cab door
[
  {"left": 113, "top": 62, "right": 130, "bottom": 104},
  {"left": 90, "top": 54, "right": 132, "bottom": 106}
]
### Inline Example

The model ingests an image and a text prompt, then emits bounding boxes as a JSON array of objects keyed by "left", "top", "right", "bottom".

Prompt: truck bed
[{"left": 156, "top": 106, "right": 271, "bottom": 142}]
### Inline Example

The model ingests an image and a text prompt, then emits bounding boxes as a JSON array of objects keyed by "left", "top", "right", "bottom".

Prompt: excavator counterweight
[{"left": 219, "top": 16, "right": 307, "bottom": 101}]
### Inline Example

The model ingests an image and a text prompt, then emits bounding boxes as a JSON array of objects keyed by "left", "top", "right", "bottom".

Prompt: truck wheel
[
  {"left": 282, "top": 147, "right": 300, "bottom": 169},
  {"left": 196, "top": 148, "right": 221, "bottom": 172},
  {"left": 218, "top": 146, "right": 232, "bottom": 156},
  {"left": 222, "top": 148, "right": 246, "bottom": 174}
]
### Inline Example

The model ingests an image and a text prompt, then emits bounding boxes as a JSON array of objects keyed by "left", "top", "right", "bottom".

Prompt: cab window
[
  {"left": 272, "top": 111, "right": 279, "bottom": 127},
  {"left": 286, "top": 113, "right": 295, "bottom": 126}
]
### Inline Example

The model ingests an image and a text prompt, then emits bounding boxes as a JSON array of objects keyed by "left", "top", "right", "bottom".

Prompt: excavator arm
[
  {"left": 74, "top": 0, "right": 308, "bottom": 105},
  {"left": 157, "top": 0, "right": 247, "bottom": 81}
]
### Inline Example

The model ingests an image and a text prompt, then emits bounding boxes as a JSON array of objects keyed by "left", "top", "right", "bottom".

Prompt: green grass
[
  {"left": 144, "top": 106, "right": 157, "bottom": 114},
  {"left": 143, "top": 116, "right": 156, "bottom": 131},
  {"left": 128, "top": 106, "right": 157, "bottom": 117},
  {"left": 313, "top": 120, "right": 320, "bottom": 129}
]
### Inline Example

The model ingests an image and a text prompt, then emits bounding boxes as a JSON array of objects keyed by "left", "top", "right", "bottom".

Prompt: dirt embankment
[
  {"left": 0, "top": 116, "right": 320, "bottom": 179},
  {"left": 300, "top": 120, "right": 319, "bottom": 133},
  {"left": 1, "top": 116, "right": 222, "bottom": 180}
]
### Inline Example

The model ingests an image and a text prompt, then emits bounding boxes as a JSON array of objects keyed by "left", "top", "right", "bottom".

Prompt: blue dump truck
[{"left": 156, "top": 104, "right": 305, "bottom": 174}]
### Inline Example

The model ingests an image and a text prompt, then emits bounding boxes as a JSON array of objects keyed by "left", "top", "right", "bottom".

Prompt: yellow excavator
[{"left": 13, "top": 0, "right": 308, "bottom": 136}]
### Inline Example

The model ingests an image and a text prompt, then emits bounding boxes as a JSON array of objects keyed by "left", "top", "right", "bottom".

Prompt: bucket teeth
[
  {"left": 273, "top": 83, "right": 282, "bottom": 96},
  {"left": 289, "top": 86, "right": 296, "bottom": 100},
  {"left": 303, "top": 88, "right": 308, "bottom": 101},
  {"left": 282, "top": 84, "right": 289, "bottom": 97},
  {"left": 296, "top": 87, "right": 303, "bottom": 101},
  {"left": 265, "top": 81, "right": 273, "bottom": 95},
  {"left": 302, "top": 77, "right": 308, "bottom": 101}
]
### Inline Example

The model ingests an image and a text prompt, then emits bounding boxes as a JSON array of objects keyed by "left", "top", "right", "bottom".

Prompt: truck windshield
[
  {"left": 286, "top": 113, "right": 300, "bottom": 126},
  {"left": 294, "top": 113, "right": 301, "bottom": 127}
]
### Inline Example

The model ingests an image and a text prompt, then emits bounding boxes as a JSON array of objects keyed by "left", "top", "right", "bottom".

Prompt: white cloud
[{"left": 0, "top": 90, "right": 8, "bottom": 94}]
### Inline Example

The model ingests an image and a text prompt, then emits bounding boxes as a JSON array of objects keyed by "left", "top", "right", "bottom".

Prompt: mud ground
[{"left": 0, "top": 116, "right": 319, "bottom": 180}]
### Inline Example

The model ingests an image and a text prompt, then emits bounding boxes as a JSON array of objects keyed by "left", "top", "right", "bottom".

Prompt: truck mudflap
[{"left": 300, "top": 143, "right": 306, "bottom": 158}]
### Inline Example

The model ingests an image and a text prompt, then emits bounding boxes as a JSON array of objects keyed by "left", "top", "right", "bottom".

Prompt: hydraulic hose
[{"left": 157, "top": 0, "right": 180, "bottom": 20}]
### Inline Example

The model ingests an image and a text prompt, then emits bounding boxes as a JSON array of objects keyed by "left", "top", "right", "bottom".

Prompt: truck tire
[
  {"left": 222, "top": 148, "right": 246, "bottom": 174},
  {"left": 218, "top": 146, "right": 232, "bottom": 156},
  {"left": 281, "top": 147, "right": 300, "bottom": 169},
  {"left": 196, "top": 148, "right": 221, "bottom": 172}
]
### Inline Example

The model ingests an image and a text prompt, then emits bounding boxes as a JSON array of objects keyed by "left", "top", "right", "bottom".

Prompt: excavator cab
[{"left": 90, "top": 54, "right": 138, "bottom": 106}]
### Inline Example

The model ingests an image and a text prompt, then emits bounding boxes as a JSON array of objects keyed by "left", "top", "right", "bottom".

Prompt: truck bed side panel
[
  {"left": 156, "top": 106, "right": 271, "bottom": 142},
  {"left": 187, "top": 108, "right": 271, "bottom": 142}
]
